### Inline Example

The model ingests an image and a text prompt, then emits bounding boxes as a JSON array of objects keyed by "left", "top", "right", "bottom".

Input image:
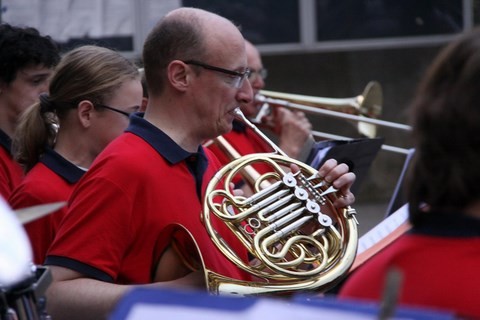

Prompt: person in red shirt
[
  {"left": 9, "top": 45, "right": 143, "bottom": 265},
  {"left": 44, "top": 8, "right": 356, "bottom": 320},
  {"left": 208, "top": 40, "right": 314, "bottom": 190},
  {"left": 0, "top": 24, "right": 60, "bottom": 199},
  {"left": 339, "top": 27, "right": 480, "bottom": 319},
  {"left": 243, "top": 40, "right": 314, "bottom": 160}
]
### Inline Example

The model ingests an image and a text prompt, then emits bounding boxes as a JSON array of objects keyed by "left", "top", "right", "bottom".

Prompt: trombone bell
[{"left": 256, "top": 81, "right": 383, "bottom": 138}]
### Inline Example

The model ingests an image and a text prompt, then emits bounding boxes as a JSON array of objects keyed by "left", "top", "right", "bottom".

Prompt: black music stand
[
  {"left": 384, "top": 148, "right": 415, "bottom": 217},
  {"left": 306, "top": 137, "right": 384, "bottom": 194}
]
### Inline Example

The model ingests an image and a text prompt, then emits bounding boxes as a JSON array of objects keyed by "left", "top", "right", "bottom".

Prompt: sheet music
[
  {"left": 111, "top": 287, "right": 455, "bottom": 320},
  {"left": 357, "top": 203, "right": 409, "bottom": 255},
  {"left": 310, "top": 146, "right": 332, "bottom": 169},
  {"left": 125, "top": 299, "right": 374, "bottom": 320}
]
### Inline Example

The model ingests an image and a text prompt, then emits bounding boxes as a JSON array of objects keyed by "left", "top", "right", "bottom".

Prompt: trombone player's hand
[
  {"left": 317, "top": 158, "right": 356, "bottom": 208},
  {"left": 264, "top": 107, "right": 312, "bottom": 159}
]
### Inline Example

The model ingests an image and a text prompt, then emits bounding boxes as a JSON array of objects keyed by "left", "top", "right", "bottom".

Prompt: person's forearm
[
  {"left": 46, "top": 267, "right": 206, "bottom": 320},
  {"left": 47, "top": 277, "right": 130, "bottom": 320}
]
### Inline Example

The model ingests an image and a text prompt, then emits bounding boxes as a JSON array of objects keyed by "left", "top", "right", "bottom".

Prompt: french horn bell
[{"left": 200, "top": 109, "right": 359, "bottom": 295}]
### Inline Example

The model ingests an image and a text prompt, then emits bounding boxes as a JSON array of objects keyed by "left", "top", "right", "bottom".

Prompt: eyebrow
[{"left": 19, "top": 71, "right": 51, "bottom": 79}]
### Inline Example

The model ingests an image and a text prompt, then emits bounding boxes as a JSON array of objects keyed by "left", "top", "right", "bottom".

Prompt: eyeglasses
[
  {"left": 248, "top": 68, "right": 268, "bottom": 81},
  {"left": 182, "top": 60, "right": 251, "bottom": 89},
  {"left": 95, "top": 104, "right": 137, "bottom": 118}
]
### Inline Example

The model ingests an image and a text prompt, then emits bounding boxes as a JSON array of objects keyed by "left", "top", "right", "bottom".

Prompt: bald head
[
  {"left": 166, "top": 7, "right": 233, "bottom": 30},
  {"left": 245, "top": 40, "right": 259, "bottom": 61},
  {"left": 143, "top": 8, "right": 246, "bottom": 96},
  {"left": 167, "top": 8, "right": 246, "bottom": 64}
]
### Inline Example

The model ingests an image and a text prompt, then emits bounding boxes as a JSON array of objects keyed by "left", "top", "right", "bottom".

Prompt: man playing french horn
[
  {"left": 208, "top": 40, "right": 315, "bottom": 192},
  {"left": 44, "top": 7, "right": 356, "bottom": 320}
]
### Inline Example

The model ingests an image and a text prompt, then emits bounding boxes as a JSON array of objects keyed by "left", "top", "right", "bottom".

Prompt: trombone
[{"left": 253, "top": 82, "right": 412, "bottom": 155}]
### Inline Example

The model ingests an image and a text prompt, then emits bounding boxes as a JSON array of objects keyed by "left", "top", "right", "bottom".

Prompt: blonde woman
[{"left": 9, "top": 45, "right": 143, "bottom": 264}]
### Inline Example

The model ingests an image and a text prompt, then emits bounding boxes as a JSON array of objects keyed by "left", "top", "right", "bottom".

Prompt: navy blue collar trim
[
  {"left": 0, "top": 129, "right": 12, "bottom": 153},
  {"left": 126, "top": 113, "right": 208, "bottom": 164},
  {"left": 126, "top": 113, "right": 209, "bottom": 198},
  {"left": 232, "top": 119, "right": 246, "bottom": 133},
  {"left": 40, "top": 148, "right": 85, "bottom": 184},
  {"left": 410, "top": 210, "right": 480, "bottom": 237}
]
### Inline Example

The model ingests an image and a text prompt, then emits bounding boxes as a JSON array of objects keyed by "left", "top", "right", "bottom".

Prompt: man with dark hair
[{"left": 0, "top": 23, "right": 60, "bottom": 198}]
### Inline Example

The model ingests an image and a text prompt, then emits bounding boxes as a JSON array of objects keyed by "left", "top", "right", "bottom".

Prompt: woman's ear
[
  {"left": 168, "top": 60, "right": 189, "bottom": 92},
  {"left": 140, "top": 97, "right": 148, "bottom": 112},
  {"left": 77, "top": 100, "right": 95, "bottom": 128}
]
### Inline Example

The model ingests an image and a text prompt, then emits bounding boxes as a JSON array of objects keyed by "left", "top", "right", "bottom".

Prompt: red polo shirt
[
  {"left": 46, "top": 114, "right": 249, "bottom": 285},
  {"left": 207, "top": 120, "right": 274, "bottom": 187},
  {"left": 9, "top": 149, "right": 85, "bottom": 264},
  {"left": 0, "top": 130, "right": 23, "bottom": 199},
  {"left": 339, "top": 211, "right": 480, "bottom": 319}
]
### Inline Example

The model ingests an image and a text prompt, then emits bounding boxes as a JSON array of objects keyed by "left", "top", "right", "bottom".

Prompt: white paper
[{"left": 0, "top": 197, "right": 33, "bottom": 286}]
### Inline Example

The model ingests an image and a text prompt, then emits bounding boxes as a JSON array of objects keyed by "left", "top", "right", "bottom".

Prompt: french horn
[{"left": 201, "top": 109, "right": 359, "bottom": 295}]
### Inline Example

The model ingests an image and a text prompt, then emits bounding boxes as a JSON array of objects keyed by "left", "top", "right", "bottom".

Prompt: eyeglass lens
[{"left": 248, "top": 69, "right": 268, "bottom": 81}]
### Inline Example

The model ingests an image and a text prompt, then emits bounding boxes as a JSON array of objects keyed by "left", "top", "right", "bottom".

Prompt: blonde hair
[{"left": 13, "top": 45, "right": 139, "bottom": 172}]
